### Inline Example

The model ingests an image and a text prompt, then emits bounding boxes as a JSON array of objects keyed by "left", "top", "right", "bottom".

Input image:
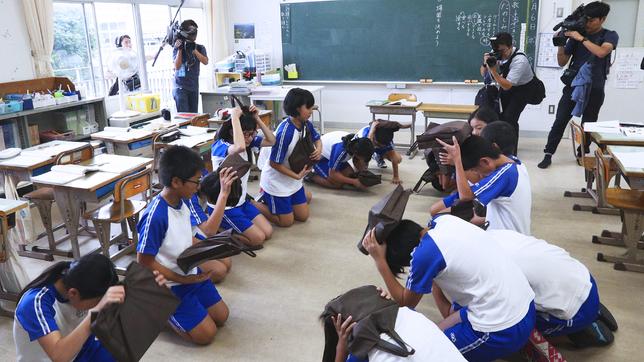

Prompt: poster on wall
[
  {"left": 612, "top": 48, "right": 644, "bottom": 89},
  {"left": 234, "top": 23, "right": 255, "bottom": 54}
]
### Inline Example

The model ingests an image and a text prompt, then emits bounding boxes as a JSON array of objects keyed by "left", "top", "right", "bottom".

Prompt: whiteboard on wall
[{"left": 611, "top": 47, "right": 644, "bottom": 89}]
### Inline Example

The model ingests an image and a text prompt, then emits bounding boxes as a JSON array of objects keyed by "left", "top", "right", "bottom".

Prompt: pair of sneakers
[
  {"left": 568, "top": 303, "right": 618, "bottom": 348},
  {"left": 373, "top": 153, "right": 387, "bottom": 169}
]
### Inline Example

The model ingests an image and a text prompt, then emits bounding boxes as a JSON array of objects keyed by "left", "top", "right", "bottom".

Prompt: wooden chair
[
  {"left": 387, "top": 93, "right": 418, "bottom": 102},
  {"left": 22, "top": 143, "right": 94, "bottom": 258},
  {"left": 83, "top": 168, "right": 152, "bottom": 274},
  {"left": 190, "top": 114, "right": 210, "bottom": 128},
  {"left": 563, "top": 121, "right": 595, "bottom": 212},
  {"left": 592, "top": 149, "right": 644, "bottom": 249},
  {"left": 150, "top": 128, "right": 177, "bottom": 195},
  {"left": 595, "top": 149, "right": 644, "bottom": 272}
]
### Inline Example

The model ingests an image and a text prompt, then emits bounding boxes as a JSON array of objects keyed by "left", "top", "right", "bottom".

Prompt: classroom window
[{"left": 52, "top": 1, "right": 207, "bottom": 101}]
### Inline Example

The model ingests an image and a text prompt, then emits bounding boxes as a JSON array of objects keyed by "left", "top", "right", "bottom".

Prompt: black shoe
[
  {"left": 598, "top": 303, "right": 618, "bottom": 332},
  {"left": 568, "top": 320, "right": 614, "bottom": 348},
  {"left": 537, "top": 154, "right": 552, "bottom": 169}
]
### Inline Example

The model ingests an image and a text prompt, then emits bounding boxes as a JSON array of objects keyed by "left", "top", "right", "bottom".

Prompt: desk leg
[
  {"left": 406, "top": 112, "right": 417, "bottom": 159},
  {"left": 597, "top": 211, "right": 644, "bottom": 273},
  {"left": 54, "top": 188, "right": 81, "bottom": 259}
]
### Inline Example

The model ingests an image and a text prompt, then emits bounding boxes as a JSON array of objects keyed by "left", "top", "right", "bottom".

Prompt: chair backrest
[
  {"left": 190, "top": 114, "right": 210, "bottom": 128},
  {"left": 387, "top": 93, "right": 417, "bottom": 102},
  {"left": 112, "top": 168, "right": 152, "bottom": 219},
  {"left": 569, "top": 121, "right": 586, "bottom": 165},
  {"left": 594, "top": 149, "right": 614, "bottom": 186},
  {"left": 55, "top": 143, "right": 93, "bottom": 165}
]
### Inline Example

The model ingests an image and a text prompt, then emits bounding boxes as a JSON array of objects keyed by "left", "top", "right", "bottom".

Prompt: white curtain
[
  {"left": 209, "top": 0, "right": 232, "bottom": 63},
  {"left": 22, "top": 0, "right": 54, "bottom": 77}
]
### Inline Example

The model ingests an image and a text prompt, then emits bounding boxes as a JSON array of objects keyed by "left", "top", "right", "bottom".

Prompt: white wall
[
  {"left": 226, "top": 0, "right": 644, "bottom": 133},
  {"left": 0, "top": 0, "right": 34, "bottom": 83}
]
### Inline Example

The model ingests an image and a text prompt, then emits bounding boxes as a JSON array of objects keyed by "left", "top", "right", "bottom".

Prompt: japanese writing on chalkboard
[
  {"left": 435, "top": 0, "right": 443, "bottom": 47},
  {"left": 281, "top": 4, "right": 291, "bottom": 44}
]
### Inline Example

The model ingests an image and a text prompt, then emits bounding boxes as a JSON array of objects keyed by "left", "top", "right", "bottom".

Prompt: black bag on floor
[
  {"left": 416, "top": 121, "right": 472, "bottom": 174},
  {"left": 352, "top": 170, "right": 382, "bottom": 187}
]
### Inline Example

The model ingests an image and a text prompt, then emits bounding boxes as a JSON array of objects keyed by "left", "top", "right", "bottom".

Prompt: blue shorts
[
  {"left": 74, "top": 335, "right": 115, "bottom": 361},
  {"left": 536, "top": 276, "right": 600, "bottom": 336},
  {"left": 221, "top": 200, "right": 261, "bottom": 233},
  {"left": 374, "top": 143, "right": 394, "bottom": 158},
  {"left": 169, "top": 280, "right": 222, "bottom": 333},
  {"left": 444, "top": 302, "right": 536, "bottom": 362},
  {"left": 313, "top": 157, "right": 350, "bottom": 179},
  {"left": 259, "top": 186, "right": 307, "bottom": 215}
]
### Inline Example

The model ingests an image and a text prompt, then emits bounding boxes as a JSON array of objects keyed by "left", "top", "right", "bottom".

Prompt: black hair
[
  {"left": 493, "top": 32, "right": 513, "bottom": 47},
  {"left": 199, "top": 172, "right": 221, "bottom": 204},
  {"left": 343, "top": 133, "right": 374, "bottom": 162},
  {"left": 468, "top": 106, "right": 500, "bottom": 125},
  {"left": 374, "top": 127, "right": 395, "bottom": 145},
  {"left": 585, "top": 2, "right": 610, "bottom": 18},
  {"left": 460, "top": 135, "right": 502, "bottom": 170},
  {"left": 320, "top": 313, "right": 339, "bottom": 362},
  {"left": 216, "top": 107, "right": 257, "bottom": 144},
  {"left": 283, "top": 88, "right": 315, "bottom": 118},
  {"left": 385, "top": 220, "right": 424, "bottom": 277},
  {"left": 480, "top": 121, "right": 517, "bottom": 156},
  {"left": 115, "top": 34, "right": 130, "bottom": 48},
  {"left": 19, "top": 254, "right": 117, "bottom": 301},
  {"left": 158, "top": 145, "right": 204, "bottom": 187},
  {"left": 181, "top": 19, "right": 198, "bottom": 30}
]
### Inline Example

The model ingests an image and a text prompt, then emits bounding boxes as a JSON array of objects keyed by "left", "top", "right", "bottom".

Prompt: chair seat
[
  {"left": 579, "top": 157, "right": 596, "bottom": 171},
  {"left": 606, "top": 189, "right": 644, "bottom": 211},
  {"left": 24, "top": 187, "right": 55, "bottom": 201},
  {"left": 85, "top": 200, "right": 147, "bottom": 223}
]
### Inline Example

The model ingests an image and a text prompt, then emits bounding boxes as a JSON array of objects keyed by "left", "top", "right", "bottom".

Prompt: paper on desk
[
  {"left": 179, "top": 126, "right": 209, "bottom": 136},
  {"left": 170, "top": 133, "right": 214, "bottom": 148},
  {"left": 387, "top": 100, "right": 421, "bottom": 107},
  {"left": 0, "top": 154, "right": 52, "bottom": 167},
  {"left": 612, "top": 152, "right": 644, "bottom": 170},
  {"left": 31, "top": 171, "right": 84, "bottom": 185},
  {"left": 582, "top": 121, "right": 621, "bottom": 133}
]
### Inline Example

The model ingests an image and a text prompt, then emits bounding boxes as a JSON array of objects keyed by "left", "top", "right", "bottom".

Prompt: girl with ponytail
[
  {"left": 13, "top": 254, "right": 164, "bottom": 362},
  {"left": 310, "top": 131, "right": 375, "bottom": 189}
]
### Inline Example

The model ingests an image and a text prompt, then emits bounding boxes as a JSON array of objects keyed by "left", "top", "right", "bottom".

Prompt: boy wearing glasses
[
  {"left": 209, "top": 105, "right": 276, "bottom": 245},
  {"left": 137, "top": 145, "right": 236, "bottom": 345}
]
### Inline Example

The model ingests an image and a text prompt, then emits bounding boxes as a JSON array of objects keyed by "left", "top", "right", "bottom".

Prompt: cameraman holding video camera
[
  {"left": 538, "top": 2, "right": 618, "bottom": 169},
  {"left": 480, "top": 32, "right": 534, "bottom": 151},
  {"left": 173, "top": 20, "right": 208, "bottom": 113}
]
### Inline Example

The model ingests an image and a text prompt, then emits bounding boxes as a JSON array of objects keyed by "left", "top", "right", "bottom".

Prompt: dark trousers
[
  {"left": 173, "top": 87, "right": 199, "bottom": 113},
  {"left": 544, "top": 85, "right": 605, "bottom": 155},
  {"left": 500, "top": 90, "right": 528, "bottom": 154}
]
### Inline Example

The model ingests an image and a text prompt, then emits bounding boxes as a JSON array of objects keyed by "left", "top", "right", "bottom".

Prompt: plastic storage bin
[
  {"left": 4, "top": 100, "right": 24, "bottom": 113},
  {"left": 0, "top": 103, "right": 5, "bottom": 114}
]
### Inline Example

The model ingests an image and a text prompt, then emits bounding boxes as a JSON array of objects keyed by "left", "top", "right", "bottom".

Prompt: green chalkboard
[{"left": 281, "top": 0, "right": 540, "bottom": 82}]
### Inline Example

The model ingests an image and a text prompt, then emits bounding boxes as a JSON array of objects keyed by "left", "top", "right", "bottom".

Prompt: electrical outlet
[{"left": 548, "top": 105, "right": 555, "bottom": 114}]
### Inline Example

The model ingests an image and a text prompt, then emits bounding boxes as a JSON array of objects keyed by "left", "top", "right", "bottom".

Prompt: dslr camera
[
  {"left": 552, "top": 4, "right": 587, "bottom": 46},
  {"left": 485, "top": 36, "right": 504, "bottom": 67}
]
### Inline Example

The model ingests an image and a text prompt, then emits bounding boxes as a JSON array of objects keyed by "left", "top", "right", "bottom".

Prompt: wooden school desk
[
  {"left": 417, "top": 103, "right": 478, "bottom": 131},
  {"left": 367, "top": 102, "right": 422, "bottom": 155},
  {"left": 596, "top": 145, "right": 644, "bottom": 272},
  {"left": 91, "top": 129, "right": 155, "bottom": 158},
  {"left": 0, "top": 198, "right": 29, "bottom": 317},
  {"left": 31, "top": 154, "right": 153, "bottom": 259}
]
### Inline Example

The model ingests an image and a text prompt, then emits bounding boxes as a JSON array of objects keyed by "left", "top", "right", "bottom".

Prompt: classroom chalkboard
[{"left": 281, "top": 0, "right": 540, "bottom": 82}]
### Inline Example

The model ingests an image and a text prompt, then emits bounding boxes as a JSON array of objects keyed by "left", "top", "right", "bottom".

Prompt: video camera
[
  {"left": 552, "top": 4, "right": 587, "bottom": 46},
  {"left": 165, "top": 21, "right": 198, "bottom": 47},
  {"left": 485, "top": 37, "right": 504, "bottom": 67}
]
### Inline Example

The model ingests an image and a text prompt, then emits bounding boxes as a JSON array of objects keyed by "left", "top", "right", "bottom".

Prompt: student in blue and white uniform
[
  {"left": 327, "top": 304, "right": 466, "bottom": 362},
  {"left": 137, "top": 146, "right": 236, "bottom": 345},
  {"left": 362, "top": 215, "right": 535, "bottom": 362},
  {"left": 488, "top": 229, "right": 616, "bottom": 347},
  {"left": 14, "top": 254, "right": 136, "bottom": 361},
  {"left": 310, "top": 131, "right": 374, "bottom": 189},
  {"left": 207, "top": 104, "right": 275, "bottom": 245},
  {"left": 430, "top": 135, "right": 532, "bottom": 235},
  {"left": 256, "top": 88, "right": 322, "bottom": 227},
  {"left": 354, "top": 120, "right": 408, "bottom": 184}
]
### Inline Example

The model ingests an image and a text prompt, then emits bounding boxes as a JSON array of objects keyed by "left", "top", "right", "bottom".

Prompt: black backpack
[{"left": 501, "top": 51, "right": 546, "bottom": 105}]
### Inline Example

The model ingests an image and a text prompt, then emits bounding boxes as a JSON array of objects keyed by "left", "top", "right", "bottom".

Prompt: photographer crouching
[
  {"left": 538, "top": 2, "right": 618, "bottom": 169},
  {"left": 173, "top": 20, "right": 208, "bottom": 113},
  {"left": 480, "top": 32, "right": 534, "bottom": 152}
]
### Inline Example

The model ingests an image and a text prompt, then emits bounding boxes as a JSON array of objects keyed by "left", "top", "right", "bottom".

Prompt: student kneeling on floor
[
  {"left": 256, "top": 88, "right": 322, "bottom": 227},
  {"left": 362, "top": 214, "right": 535, "bottom": 362},
  {"left": 310, "top": 131, "right": 374, "bottom": 190},
  {"left": 430, "top": 135, "right": 532, "bottom": 235},
  {"left": 354, "top": 120, "right": 407, "bottom": 184},
  {"left": 487, "top": 229, "right": 617, "bottom": 347},
  {"left": 137, "top": 146, "right": 233, "bottom": 345}
]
